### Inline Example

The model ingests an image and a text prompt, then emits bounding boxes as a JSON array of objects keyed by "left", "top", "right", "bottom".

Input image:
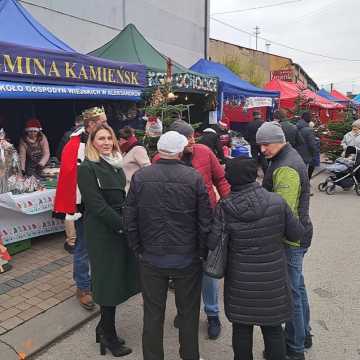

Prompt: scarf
[
  {"left": 120, "top": 135, "right": 138, "bottom": 154},
  {"left": 101, "top": 152, "right": 123, "bottom": 169}
]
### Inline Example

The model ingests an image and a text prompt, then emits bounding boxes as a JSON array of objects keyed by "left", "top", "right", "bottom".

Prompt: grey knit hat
[
  {"left": 256, "top": 121, "right": 286, "bottom": 144},
  {"left": 168, "top": 120, "right": 194, "bottom": 137}
]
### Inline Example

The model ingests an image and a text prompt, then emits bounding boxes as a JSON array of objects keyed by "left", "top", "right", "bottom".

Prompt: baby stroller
[{"left": 318, "top": 146, "right": 360, "bottom": 195}]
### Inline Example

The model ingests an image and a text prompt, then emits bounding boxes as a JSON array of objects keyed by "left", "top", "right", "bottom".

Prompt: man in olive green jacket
[{"left": 256, "top": 122, "right": 313, "bottom": 360}]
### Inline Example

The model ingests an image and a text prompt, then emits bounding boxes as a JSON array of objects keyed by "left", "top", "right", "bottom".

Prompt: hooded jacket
[
  {"left": 208, "top": 182, "right": 303, "bottom": 325},
  {"left": 279, "top": 120, "right": 304, "bottom": 149},
  {"left": 296, "top": 119, "right": 317, "bottom": 164}
]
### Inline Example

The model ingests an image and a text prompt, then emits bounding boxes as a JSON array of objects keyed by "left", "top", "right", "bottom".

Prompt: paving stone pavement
[{"left": 0, "top": 233, "right": 75, "bottom": 334}]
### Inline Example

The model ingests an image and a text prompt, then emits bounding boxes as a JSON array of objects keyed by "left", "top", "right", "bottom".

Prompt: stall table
[{"left": 0, "top": 189, "right": 64, "bottom": 245}]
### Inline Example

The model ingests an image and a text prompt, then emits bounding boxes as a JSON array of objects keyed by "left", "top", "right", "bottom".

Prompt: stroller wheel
[
  {"left": 326, "top": 184, "right": 336, "bottom": 195},
  {"left": 318, "top": 182, "right": 327, "bottom": 192},
  {"left": 355, "top": 184, "right": 360, "bottom": 196}
]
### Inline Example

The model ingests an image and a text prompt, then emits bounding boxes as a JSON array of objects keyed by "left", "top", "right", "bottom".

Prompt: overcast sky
[{"left": 210, "top": 0, "right": 360, "bottom": 94}]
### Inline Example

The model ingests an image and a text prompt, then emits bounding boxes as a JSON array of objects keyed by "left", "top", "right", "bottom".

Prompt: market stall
[
  {"left": 0, "top": 189, "right": 64, "bottom": 245},
  {"left": 190, "top": 59, "right": 279, "bottom": 132},
  {"left": 0, "top": 0, "right": 147, "bottom": 246},
  {"left": 265, "top": 79, "right": 344, "bottom": 123},
  {"left": 89, "top": 24, "right": 218, "bottom": 127},
  {"left": 330, "top": 89, "right": 352, "bottom": 104}
]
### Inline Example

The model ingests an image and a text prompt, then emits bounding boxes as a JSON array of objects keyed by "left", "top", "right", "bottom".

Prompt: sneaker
[
  {"left": 304, "top": 334, "right": 313, "bottom": 349},
  {"left": 286, "top": 349, "right": 305, "bottom": 360},
  {"left": 76, "top": 289, "right": 95, "bottom": 310},
  {"left": 207, "top": 316, "right": 221, "bottom": 340},
  {"left": 0, "top": 262, "right": 12, "bottom": 274}
]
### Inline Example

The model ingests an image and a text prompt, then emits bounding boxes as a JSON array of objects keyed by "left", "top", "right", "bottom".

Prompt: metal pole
[
  {"left": 204, "top": 0, "right": 209, "bottom": 59},
  {"left": 122, "top": 0, "right": 126, "bottom": 28},
  {"left": 254, "top": 26, "right": 260, "bottom": 50}
]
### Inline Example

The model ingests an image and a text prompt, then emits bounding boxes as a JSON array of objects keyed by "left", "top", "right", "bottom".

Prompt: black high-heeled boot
[
  {"left": 96, "top": 323, "right": 125, "bottom": 345},
  {"left": 97, "top": 305, "right": 128, "bottom": 355},
  {"left": 99, "top": 334, "right": 132, "bottom": 357}
]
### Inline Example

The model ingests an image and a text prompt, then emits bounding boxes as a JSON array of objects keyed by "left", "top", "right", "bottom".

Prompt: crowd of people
[{"left": 53, "top": 106, "right": 317, "bottom": 360}]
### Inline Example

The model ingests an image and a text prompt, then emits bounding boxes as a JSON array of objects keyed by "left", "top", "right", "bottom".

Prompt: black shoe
[
  {"left": 286, "top": 349, "right": 305, "bottom": 360},
  {"left": 263, "top": 350, "right": 268, "bottom": 359},
  {"left": 96, "top": 325, "right": 125, "bottom": 346},
  {"left": 174, "top": 315, "right": 180, "bottom": 329},
  {"left": 207, "top": 316, "right": 221, "bottom": 340},
  {"left": 304, "top": 334, "right": 313, "bottom": 349},
  {"left": 63, "top": 242, "right": 75, "bottom": 254},
  {"left": 99, "top": 335, "right": 132, "bottom": 357}
]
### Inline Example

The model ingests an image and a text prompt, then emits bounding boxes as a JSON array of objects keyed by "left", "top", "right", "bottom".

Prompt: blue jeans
[
  {"left": 73, "top": 219, "right": 91, "bottom": 291},
  {"left": 285, "top": 247, "right": 311, "bottom": 353},
  {"left": 202, "top": 274, "right": 219, "bottom": 317}
]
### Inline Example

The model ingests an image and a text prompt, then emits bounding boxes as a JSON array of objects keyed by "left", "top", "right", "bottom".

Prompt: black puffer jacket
[
  {"left": 208, "top": 182, "right": 304, "bottom": 326},
  {"left": 296, "top": 119, "right": 317, "bottom": 164},
  {"left": 125, "top": 159, "right": 212, "bottom": 257}
]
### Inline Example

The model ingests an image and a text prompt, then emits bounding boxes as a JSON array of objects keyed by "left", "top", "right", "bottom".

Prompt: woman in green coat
[{"left": 78, "top": 124, "right": 138, "bottom": 357}]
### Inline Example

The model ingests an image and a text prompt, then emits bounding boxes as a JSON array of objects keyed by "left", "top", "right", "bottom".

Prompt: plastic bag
[{"left": 145, "top": 116, "right": 163, "bottom": 137}]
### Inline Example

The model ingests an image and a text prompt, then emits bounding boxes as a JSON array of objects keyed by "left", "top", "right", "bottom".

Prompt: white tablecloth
[{"left": 0, "top": 190, "right": 64, "bottom": 245}]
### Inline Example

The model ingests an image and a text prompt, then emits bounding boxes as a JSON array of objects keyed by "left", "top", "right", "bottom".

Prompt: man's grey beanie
[
  {"left": 168, "top": 120, "right": 194, "bottom": 137},
  {"left": 256, "top": 121, "right": 286, "bottom": 144}
]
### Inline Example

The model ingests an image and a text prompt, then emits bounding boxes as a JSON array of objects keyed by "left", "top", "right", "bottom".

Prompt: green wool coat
[{"left": 78, "top": 158, "right": 139, "bottom": 306}]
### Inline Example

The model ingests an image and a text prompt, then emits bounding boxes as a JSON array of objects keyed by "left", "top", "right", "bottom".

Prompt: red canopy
[
  {"left": 330, "top": 89, "right": 350, "bottom": 102},
  {"left": 264, "top": 79, "right": 343, "bottom": 110}
]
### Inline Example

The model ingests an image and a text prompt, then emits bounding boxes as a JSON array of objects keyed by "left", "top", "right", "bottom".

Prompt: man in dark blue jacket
[{"left": 125, "top": 131, "right": 212, "bottom": 360}]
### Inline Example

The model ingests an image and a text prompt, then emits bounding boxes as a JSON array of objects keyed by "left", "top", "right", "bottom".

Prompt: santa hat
[
  {"left": 219, "top": 120, "right": 229, "bottom": 129},
  {"left": 25, "top": 118, "right": 42, "bottom": 132}
]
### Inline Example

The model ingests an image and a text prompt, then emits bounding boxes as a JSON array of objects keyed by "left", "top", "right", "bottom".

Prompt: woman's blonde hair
[{"left": 86, "top": 124, "right": 120, "bottom": 162}]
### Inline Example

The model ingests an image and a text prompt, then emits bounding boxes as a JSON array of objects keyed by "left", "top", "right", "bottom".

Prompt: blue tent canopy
[
  {"left": 0, "top": 0, "right": 74, "bottom": 51},
  {"left": 317, "top": 88, "right": 340, "bottom": 102},
  {"left": 190, "top": 59, "right": 279, "bottom": 98},
  {"left": 353, "top": 94, "right": 360, "bottom": 103},
  {"left": 0, "top": 0, "right": 146, "bottom": 99}
]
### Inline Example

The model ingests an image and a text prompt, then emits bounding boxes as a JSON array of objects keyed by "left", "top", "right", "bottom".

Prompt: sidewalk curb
[
  {"left": 0, "top": 341, "right": 19, "bottom": 360},
  {"left": 0, "top": 296, "right": 99, "bottom": 359}
]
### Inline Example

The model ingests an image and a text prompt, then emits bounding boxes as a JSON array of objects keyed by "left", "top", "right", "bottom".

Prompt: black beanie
[
  {"left": 225, "top": 157, "right": 257, "bottom": 187},
  {"left": 301, "top": 111, "right": 311, "bottom": 123}
]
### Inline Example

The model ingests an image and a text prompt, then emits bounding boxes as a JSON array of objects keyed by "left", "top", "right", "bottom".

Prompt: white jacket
[{"left": 341, "top": 131, "right": 360, "bottom": 150}]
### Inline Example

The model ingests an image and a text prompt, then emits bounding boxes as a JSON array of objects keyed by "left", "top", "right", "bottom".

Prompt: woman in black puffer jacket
[{"left": 208, "top": 157, "right": 304, "bottom": 360}]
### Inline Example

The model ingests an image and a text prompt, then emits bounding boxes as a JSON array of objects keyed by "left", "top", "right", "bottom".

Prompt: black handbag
[{"left": 203, "top": 207, "right": 228, "bottom": 279}]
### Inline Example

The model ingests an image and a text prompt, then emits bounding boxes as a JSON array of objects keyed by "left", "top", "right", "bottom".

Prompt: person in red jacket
[{"left": 155, "top": 120, "right": 230, "bottom": 339}]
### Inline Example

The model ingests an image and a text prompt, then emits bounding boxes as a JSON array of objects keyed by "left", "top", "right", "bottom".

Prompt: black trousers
[
  {"left": 232, "top": 323, "right": 286, "bottom": 360},
  {"left": 139, "top": 260, "right": 202, "bottom": 360},
  {"left": 308, "top": 164, "right": 315, "bottom": 179}
]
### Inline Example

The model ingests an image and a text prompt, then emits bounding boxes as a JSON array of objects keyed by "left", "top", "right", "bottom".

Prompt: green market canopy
[{"left": 89, "top": 24, "right": 217, "bottom": 94}]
